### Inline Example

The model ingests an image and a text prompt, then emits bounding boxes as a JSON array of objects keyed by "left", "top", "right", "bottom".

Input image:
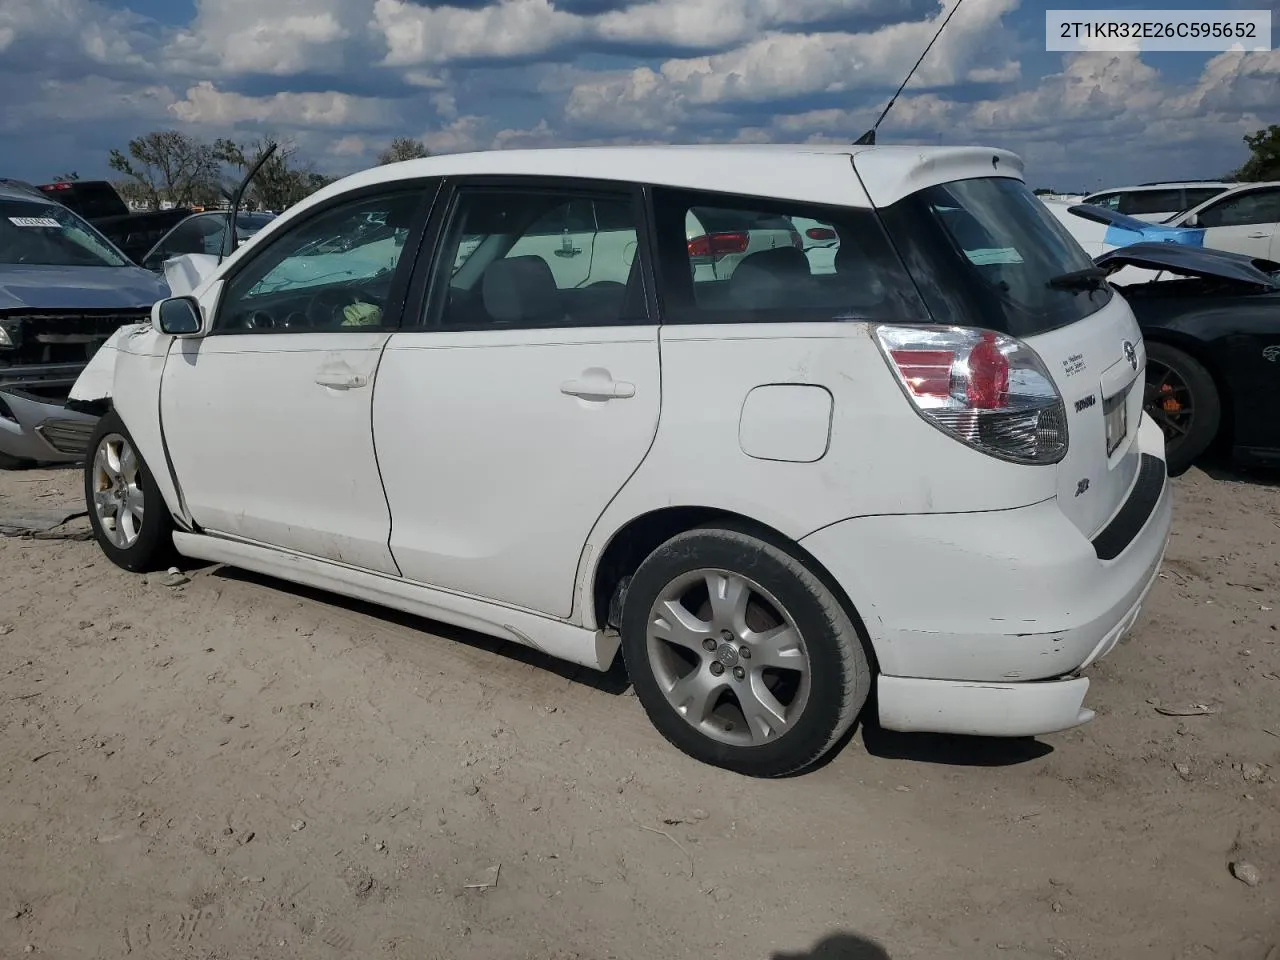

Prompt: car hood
[
  {"left": 1066, "top": 203, "right": 1205, "bottom": 248},
  {"left": 1096, "top": 241, "right": 1280, "bottom": 288},
  {"left": 0, "top": 263, "right": 170, "bottom": 311}
]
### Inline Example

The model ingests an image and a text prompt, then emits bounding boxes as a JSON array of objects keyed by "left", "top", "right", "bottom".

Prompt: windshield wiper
[{"left": 1047, "top": 266, "right": 1109, "bottom": 291}]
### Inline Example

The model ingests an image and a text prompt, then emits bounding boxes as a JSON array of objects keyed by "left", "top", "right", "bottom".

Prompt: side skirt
[{"left": 172, "top": 532, "right": 620, "bottom": 671}]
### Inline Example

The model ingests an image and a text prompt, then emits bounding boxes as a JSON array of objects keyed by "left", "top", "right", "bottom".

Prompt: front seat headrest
[{"left": 482, "top": 255, "right": 562, "bottom": 324}]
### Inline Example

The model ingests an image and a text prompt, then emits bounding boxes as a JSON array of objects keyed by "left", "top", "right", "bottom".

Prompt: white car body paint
[{"left": 77, "top": 143, "right": 1173, "bottom": 739}]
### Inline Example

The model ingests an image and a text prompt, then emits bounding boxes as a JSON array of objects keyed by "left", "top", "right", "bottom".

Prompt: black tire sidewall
[
  {"left": 83, "top": 410, "right": 174, "bottom": 572},
  {"left": 1146, "top": 342, "right": 1220, "bottom": 474},
  {"left": 620, "top": 528, "right": 866, "bottom": 777}
]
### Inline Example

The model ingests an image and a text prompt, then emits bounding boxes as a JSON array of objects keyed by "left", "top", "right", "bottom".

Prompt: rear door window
[
  {"left": 650, "top": 187, "right": 927, "bottom": 324},
  {"left": 878, "top": 176, "right": 1112, "bottom": 338}
]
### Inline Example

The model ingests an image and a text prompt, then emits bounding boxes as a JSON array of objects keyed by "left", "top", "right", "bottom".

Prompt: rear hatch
[{"left": 868, "top": 170, "right": 1148, "bottom": 538}]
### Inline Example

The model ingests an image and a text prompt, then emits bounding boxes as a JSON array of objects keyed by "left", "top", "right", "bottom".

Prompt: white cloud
[
  {"left": 169, "top": 81, "right": 394, "bottom": 128},
  {"left": 165, "top": 0, "right": 357, "bottom": 75},
  {"left": 563, "top": 0, "right": 1021, "bottom": 131},
  {"left": 376, "top": 0, "right": 587, "bottom": 66},
  {"left": 373, "top": 0, "right": 997, "bottom": 66},
  {"left": 329, "top": 135, "right": 372, "bottom": 157},
  {"left": 0, "top": 0, "right": 154, "bottom": 70}
]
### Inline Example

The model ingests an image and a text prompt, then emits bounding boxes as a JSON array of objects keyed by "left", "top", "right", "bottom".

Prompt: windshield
[
  {"left": 878, "top": 176, "right": 1112, "bottom": 338},
  {"left": 0, "top": 199, "right": 129, "bottom": 267}
]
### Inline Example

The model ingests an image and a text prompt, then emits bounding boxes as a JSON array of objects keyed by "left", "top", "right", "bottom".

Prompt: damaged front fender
[{"left": 65, "top": 321, "right": 150, "bottom": 412}]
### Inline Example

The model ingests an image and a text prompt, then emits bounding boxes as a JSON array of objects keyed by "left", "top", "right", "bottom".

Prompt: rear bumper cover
[{"left": 801, "top": 414, "right": 1172, "bottom": 737}]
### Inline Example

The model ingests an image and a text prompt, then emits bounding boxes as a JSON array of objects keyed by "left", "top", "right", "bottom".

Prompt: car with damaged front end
[{"left": 0, "top": 181, "right": 169, "bottom": 468}]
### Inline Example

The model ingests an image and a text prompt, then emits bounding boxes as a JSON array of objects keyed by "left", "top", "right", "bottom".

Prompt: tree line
[{"left": 55, "top": 131, "right": 432, "bottom": 213}]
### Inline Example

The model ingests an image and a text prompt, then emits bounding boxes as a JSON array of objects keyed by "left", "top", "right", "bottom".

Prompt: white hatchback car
[{"left": 72, "top": 144, "right": 1172, "bottom": 777}]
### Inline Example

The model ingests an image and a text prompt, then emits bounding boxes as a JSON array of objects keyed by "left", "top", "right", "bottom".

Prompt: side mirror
[
  {"left": 152, "top": 296, "right": 205, "bottom": 338},
  {"left": 1181, "top": 213, "right": 1199, "bottom": 228}
]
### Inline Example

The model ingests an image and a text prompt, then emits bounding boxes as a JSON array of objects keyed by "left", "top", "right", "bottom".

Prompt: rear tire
[
  {"left": 1144, "top": 342, "right": 1220, "bottom": 475},
  {"left": 620, "top": 524, "right": 871, "bottom": 777},
  {"left": 84, "top": 410, "right": 175, "bottom": 572}
]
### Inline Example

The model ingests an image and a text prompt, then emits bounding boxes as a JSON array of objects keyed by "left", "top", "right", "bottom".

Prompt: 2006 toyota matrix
[{"left": 70, "top": 143, "right": 1172, "bottom": 777}]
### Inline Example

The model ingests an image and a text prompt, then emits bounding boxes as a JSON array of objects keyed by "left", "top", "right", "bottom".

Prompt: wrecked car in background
[
  {"left": 1099, "top": 241, "right": 1280, "bottom": 474},
  {"left": 0, "top": 180, "right": 168, "bottom": 468}
]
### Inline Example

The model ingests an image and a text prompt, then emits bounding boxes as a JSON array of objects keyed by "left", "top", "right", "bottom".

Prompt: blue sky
[{"left": 0, "top": 0, "right": 1275, "bottom": 191}]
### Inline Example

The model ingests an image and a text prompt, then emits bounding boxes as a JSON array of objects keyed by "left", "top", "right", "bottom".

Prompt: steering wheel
[{"left": 306, "top": 287, "right": 368, "bottom": 327}]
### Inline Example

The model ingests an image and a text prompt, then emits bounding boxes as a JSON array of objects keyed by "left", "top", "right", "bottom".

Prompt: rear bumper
[
  {"left": 801, "top": 413, "right": 1172, "bottom": 737},
  {"left": 0, "top": 375, "right": 97, "bottom": 464}
]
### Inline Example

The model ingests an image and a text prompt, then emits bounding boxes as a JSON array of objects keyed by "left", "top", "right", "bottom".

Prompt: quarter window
[
  {"left": 651, "top": 187, "right": 926, "bottom": 324},
  {"left": 434, "top": 187, "right": 647, "bottom": 329},
  {"left": 216, "top": 191, "right": 423, "bottom": 333}
]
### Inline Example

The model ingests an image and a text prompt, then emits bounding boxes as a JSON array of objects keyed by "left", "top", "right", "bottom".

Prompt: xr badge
[{"left": 1123, "top": 340, "right": 1138, "bottom": 371}]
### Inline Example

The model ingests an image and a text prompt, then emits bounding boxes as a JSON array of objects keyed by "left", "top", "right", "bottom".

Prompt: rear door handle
[
  {"left": 560, "top": 378, "right": 635, "bottom": 400},
  {"left": 315, "top": 372, "right": 368, "bottom": 390},
  {"left": 1247, "top": 232, "right": 1270, "bottom": 239}
]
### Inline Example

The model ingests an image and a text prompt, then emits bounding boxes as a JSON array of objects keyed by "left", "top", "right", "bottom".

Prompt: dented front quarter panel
[{"left": 71, "top": 323, "right": 188, "bottom": 528}]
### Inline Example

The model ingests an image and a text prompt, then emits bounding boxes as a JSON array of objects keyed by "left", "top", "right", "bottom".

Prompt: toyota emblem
[{"left": 1123, "top": 340, "right": 1137, "bottom": 371}]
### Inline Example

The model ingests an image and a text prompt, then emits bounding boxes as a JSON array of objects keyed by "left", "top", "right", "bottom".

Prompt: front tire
[
  {"left": 1144, "top": 342, "right": 1220, "bottom": 475},
  {"left": 84, "top": 410, "right": 175, "bottom": 572},
  {"left": 620, "top": 524, "right": 871, "bottom": 777}
]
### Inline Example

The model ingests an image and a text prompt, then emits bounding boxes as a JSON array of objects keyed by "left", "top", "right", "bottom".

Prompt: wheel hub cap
[
  {"left": 645, "top": 569, "right": 812, "bottom": 748},
  {"left": 91, "top": 432, "right": 145, "bottom": 550},
  {"left": 715, "top": 643, "right": 740, "bottom": 668}
]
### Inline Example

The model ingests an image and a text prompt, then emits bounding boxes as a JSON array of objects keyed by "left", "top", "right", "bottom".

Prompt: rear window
[
  {"left": 651, "top": 187, "right": 928, "bottom": 324},
  {"left": 878, "top": 176, "right": 1112, "bottom": 338}
]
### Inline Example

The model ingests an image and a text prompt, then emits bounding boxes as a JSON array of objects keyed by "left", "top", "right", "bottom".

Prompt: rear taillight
[
  {"left": 806, "top": 227, "right": 837, "bottom": 241},
  {"left": 874, "top": 324, "right": 1068, "bottom": 464},
  {"left": 687, "top": 231, "right": 749, "bottom": 259},
  {"left": 40, "top": 183, "right": 71, "bottom": 192}
]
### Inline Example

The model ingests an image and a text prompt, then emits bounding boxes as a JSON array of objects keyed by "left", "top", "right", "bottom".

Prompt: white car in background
[
  {"left": 1162, "top": 180, "right": 1280, "bottom": 261},
  {"left": 1082, "top": 181, "right": 1233, "bottom": 223},
  {"left": 69, "top": 143, "right": 1171, "bottom": 777}
]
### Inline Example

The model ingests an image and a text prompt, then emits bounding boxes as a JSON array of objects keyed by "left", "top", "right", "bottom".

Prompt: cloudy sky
[{"left": 0, "top": 0, "right": 1276, "bottom": 191}]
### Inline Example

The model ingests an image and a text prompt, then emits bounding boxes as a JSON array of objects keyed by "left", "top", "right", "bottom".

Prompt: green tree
[
  {"left": 1233, "top": 125, "right": 1280, "bottom": 182},
  {"left": 218, "top": 136, "right": 332, "bottom": 211},
  {"left": 108, "top": 131, "right": 223, "bottom": 209},
  {"left": 52, "top": 172, "right": 80, "bottom": 183},
  {"left": 377, "top": 137, "right": 430, "bottom": 165}
]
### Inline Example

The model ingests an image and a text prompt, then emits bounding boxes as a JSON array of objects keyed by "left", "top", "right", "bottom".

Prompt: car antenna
[
  {"left": 854, "top": 0, "right": 968, "bottom": 146},
  {"left": 221, "top": 141, "right": 278, "bottom": 262}
]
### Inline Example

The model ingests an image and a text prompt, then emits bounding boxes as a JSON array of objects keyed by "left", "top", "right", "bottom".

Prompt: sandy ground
[{"left": 0, "top": 463, "right": 1277, "bottom": 960}]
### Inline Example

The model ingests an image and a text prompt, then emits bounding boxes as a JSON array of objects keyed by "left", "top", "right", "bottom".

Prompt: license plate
[{"left": 1104, "top": 389, "right": 1128, "bottom": 456}]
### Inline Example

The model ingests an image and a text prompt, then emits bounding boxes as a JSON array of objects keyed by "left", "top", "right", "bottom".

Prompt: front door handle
[
  {"left": 561, "top": 378, "right": 635, "bottom": 401},
  {"left": 1247, "top": 232, "right": 1270, "bottom": 239},
  {"left": 315, "top": 372, "right": 368, "bottom": 390}
]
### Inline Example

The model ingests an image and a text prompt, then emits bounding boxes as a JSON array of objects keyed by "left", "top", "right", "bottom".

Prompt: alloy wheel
[{"left": 646, "top": 569, "right": 811, "bottom": 747}]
